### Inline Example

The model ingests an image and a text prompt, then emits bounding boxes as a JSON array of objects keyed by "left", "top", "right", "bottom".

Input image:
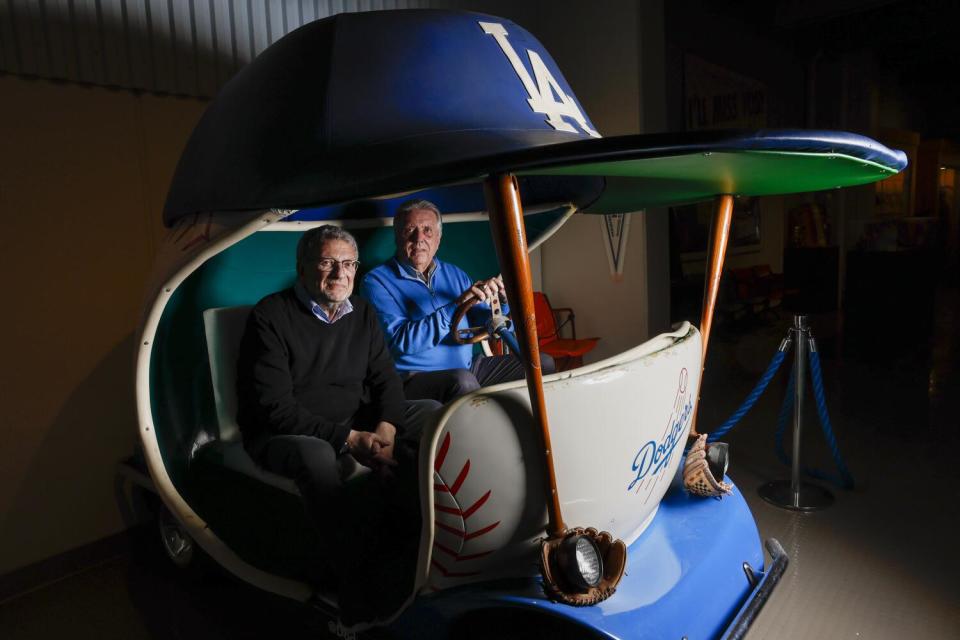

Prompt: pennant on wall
[{"left": 601, "top": 213, "right": 632, "bottom": 281}]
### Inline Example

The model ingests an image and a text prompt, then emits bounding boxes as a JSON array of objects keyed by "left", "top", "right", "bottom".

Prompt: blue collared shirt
[
  {"left": 294, "top": 280, "right": 354, "bottom": 324},
  {"left": 362, "top": 257, "right": 508, "bottom": 372},
  {"left": 396, "top": 258, "right": 438, "bottom": 287}
]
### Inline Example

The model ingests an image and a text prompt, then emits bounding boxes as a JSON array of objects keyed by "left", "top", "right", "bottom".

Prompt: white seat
[
  {"left": 203, "top": 305, "right": 253, "bottom": 444},
  {"left": 202, "top": 305, "right": 298, "bottom": 494}
]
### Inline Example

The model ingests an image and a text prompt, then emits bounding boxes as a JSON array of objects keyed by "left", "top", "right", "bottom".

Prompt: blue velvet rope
[
  {"left": 807, "top": 351, "right": 855, "bottom": 489},
  {"left": 707, "top": 350, "right": 787, "bottom": 443},
  {"left": 774, "top": 369, "right": 795, "bottom": 467},
  {"left": 772, "top": 350, "right": 855, "bottom": 489}
]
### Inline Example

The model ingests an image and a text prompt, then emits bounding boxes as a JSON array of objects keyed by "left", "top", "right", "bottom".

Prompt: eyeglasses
[{"left": 316, "top": 257, "right": 360, "bottom": 273}]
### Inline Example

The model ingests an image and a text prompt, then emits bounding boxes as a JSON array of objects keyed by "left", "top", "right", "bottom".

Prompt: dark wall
[{"left": 664, "top": 0, "right": 806, "bottom": 132}]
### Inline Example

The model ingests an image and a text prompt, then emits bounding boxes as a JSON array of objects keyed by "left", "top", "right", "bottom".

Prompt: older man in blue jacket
[{"left": 362, "top": 199, "right": 553, "bottom": 403}]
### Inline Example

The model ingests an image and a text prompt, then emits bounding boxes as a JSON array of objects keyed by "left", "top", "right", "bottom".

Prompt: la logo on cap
[{"left": 480, "top": 21, "right": 601, "bottom": 138}]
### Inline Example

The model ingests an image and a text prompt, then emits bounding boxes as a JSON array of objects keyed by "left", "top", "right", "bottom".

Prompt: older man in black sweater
[{"left": 236, "top": 225, "right": 438, "bottom": 621}]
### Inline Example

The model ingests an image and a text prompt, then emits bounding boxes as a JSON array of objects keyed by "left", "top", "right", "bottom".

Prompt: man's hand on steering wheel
[
  {"left": 487, "top": 275, "right": 507, "bottom": 302},
  {"left": 450, "top": 276, "right": 510, "bottom": 345},
  {"left": 454, "top": 276, "right": 506, "bottom": 307}
]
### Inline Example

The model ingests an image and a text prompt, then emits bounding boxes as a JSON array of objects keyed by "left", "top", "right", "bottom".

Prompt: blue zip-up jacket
[{"left": 362, "top": 257, "right": 505, "bottom": 372}]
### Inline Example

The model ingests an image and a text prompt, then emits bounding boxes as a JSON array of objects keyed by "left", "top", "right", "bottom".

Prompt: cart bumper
[
  {"left": 394, "top": 479, "right": 788, "bottom": 639},
  {"left": 720, "top": 538, "right": 789, "bottom": 640}
]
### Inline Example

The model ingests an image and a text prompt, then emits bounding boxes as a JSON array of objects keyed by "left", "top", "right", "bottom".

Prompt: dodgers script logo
[
  {"left": 479, "top": 21, "right": 600, "bottom": 138},
  {"left": 628, "top": 369, "right": 693, "bottom": 492}
]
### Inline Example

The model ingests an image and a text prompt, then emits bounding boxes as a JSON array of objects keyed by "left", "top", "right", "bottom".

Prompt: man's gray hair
[
  {"left": 296, "top": 225, "right": 358, "bottom": 269},
  {"left": 394, "top": 199, "right": 443, "bottom": 238}
]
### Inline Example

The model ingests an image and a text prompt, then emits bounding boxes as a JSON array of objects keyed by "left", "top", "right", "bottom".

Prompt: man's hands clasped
[{"left": 346, "top": 421, "right": 399, "bottom": 479}]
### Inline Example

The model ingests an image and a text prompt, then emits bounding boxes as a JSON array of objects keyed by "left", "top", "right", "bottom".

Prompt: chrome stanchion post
[
  {"left": 759, "top": 315, "right": 835, "bottom": 511},
  {"left": 790, "top": 315, "right": 806, "bottom": 506}
]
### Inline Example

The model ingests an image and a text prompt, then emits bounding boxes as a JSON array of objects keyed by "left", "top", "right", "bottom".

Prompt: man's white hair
[{"left": 393, "top": 199, "right": 443, "bottom": 241}]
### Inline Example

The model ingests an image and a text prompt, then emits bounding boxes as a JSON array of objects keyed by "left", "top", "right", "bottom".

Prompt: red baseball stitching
[
  {"left": 435, "top": 490, "right": 491, "bottom": 518},
  {"left": 431, "top": 429, "right": 501, "bottom": 585},
  {"left": 434, "top": 432, "right": 451, "bottom": 471},
  {"left": 433, "top": 460, "right": 470, "bottom": 494},
  {"left": 433, "top": 541, "right": 495, "bottom": 561},
  {"left": 434, "top": 520, "right": 500, "bottom": 540}
]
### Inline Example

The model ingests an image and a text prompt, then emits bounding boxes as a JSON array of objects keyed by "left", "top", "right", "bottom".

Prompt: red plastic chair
[{"left": 533, "top": 292, "right": 599, "bottom": 371}]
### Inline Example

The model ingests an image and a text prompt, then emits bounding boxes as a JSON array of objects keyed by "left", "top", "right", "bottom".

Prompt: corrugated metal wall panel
[
  {"left": 300, "top": 0, "right": 317, "bottom": 24},
  {"left": 0, "top": 1, "right": 11, "bottom": 72},
  {"left": 0, "top": 0, "right": 439, "bottom": 97},
  {"left": 249, "top": 1, "right": 268, "bottom": 58},
  {"left": 192, "top": 0, "right": 216, "bottom": 95},
  {"left": 102, "top": 0, "right": 131, "bottom": 87},
  {"left": 45, "top": 0, "right": 75, "bottom": 81},
  {"left": 75, "top": 0, "right": 104, "bottom": 85},
  {"left": 171, "top": 0, "right": 197, "bottom": 94},
  {"left": 288, "top": 0, "right": 302, "bottom": 28},
  {"left": 230, "top": 0, "right": 251, "bottom": 75},
  {"left": 11, "top": 0, "right": 39, "bottom": 76},
  {"left": 125, "top": 0, "right": 154, "bottom": 91},
  {"left": 210, "top": 0, "right": 235, "bottom": 88},
  {"left": 148, "top": 0, "right": 176, "bottom": 93},
  {"left": 31, "top": 0, "right": 54, "bottom": 76},
  {"left": 266, "top": 1, "right": 284, "bottom": 44},
  {"left": 38, "top": 0, "right": 60, "bottom": 78}
]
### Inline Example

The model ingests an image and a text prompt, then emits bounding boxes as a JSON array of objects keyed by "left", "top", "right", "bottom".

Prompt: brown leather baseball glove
[
  {"left": 684, "top": 434, "right": 733, "bottom": 498},
  {"left": 540, "top": 527, "right": 627, "bottom": 606}
]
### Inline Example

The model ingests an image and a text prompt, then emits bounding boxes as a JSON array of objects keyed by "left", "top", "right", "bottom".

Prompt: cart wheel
[{"left": 157, "top": 503, "right": 196, "bottom": 569}]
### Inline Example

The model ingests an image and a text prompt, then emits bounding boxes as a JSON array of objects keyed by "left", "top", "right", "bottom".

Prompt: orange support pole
[
  {"left": 691, "top": 194, "right": 734, "bottom": 437},
  {"left": 484, "top": 173, "right": 566, "bottom": 538}
]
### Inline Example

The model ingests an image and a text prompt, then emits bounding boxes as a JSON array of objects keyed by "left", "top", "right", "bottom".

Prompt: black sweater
[{"left": 236, "top": 288, "right": 406, "bottom": 448}]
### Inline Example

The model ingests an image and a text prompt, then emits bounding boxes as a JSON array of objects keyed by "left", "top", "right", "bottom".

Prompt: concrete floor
[
  {"left": 700, "top": 285, "right": 960, "bottom": 639},
  {"left": 1, "top": 287, "right": 958, "bottom": 639}
]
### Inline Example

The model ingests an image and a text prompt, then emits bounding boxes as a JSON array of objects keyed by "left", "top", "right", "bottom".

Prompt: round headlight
[
  {"left": 557, "top": 534, "right": 603, "bottom": 590},
  {"left": 706, "top": 442, "right": 729, "bottom": 481}
]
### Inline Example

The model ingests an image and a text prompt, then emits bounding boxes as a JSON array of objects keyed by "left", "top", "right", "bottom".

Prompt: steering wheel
[{"left": 451, "top": 294, "right": 509, "bottom": 345}]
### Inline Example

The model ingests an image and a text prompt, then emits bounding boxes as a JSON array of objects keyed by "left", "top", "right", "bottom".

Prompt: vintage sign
[
  {"left": 684, "top": 54, "right": 767, "bottom": 131},
  {"left": 601, "top": 213, "right": 631, "bottom": 280}
]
